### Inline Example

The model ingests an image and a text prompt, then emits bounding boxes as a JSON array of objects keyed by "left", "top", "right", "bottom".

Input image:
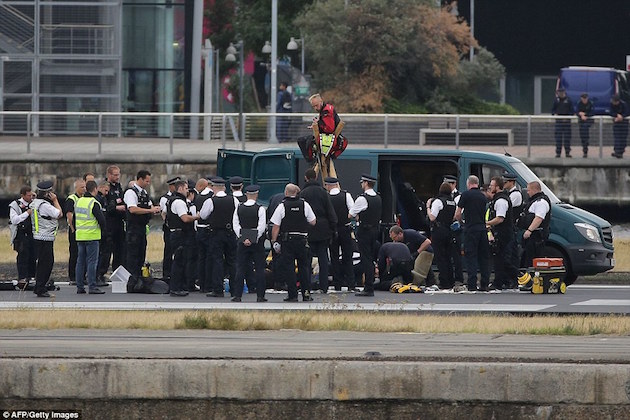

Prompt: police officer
[
  {"left": 160, "top": 176, "right": 181, "bottom": 282},
  {"left": 270, "top": 183, "right": 316, "bottom": 302},
  {"left": 74, "top": 180, "right": 107, "bottom": 294},
  {"left": 9, "top": 186, "right": 36, "bottom": 287},
  {"left": 389, "top": 225, "right": 435, "bottom": 286},
  {"left": 65, "top": 179, "right": 86, "bottom": 285},
  {"left": 194, "top": 178, "right": 213, "bottom": 293},
  {"left": 324, "top": 177, "right": 356, "bottom": 291},
  {"left": 199, "top": 177, "right": 240, "bottom": 298},
  {"left": 503, "top": 172, "right": 523, "bottom": 280},
  {"left": 300, "top": 169, "right": 337, "bottom": 293},
  {"left": 95, "top": 180, "right": 110, "bottom": 286},
  {"left": 375, "top": 235, "right": 414, "bottom": 290},
  {"left": 350, "top": 174, "right": 382, "bottom": 297},
  {"left": 232, "top": 185, "right": 268, "bottom": 302},
  {"left": 99, "top": 165, "right": 126, "bottom": 279},
  {"left": 123, "top": 170, "right": 161, "bottom": 280},
  {"left": 455, "top": 175, "right": 491, "bottom": 292},
  {"left": 520, "top": 181, "right": 551, "bottom": 268},
  {"left": 486, "top": 176, "right": 518, "bottom": 290},
  {"left": 229, "top": 176, "right": 247, "bottom": 203},
  {"left": 428, "top": 182, "right": 462, "bottom": 289},
  {"left": 167, "top": 179, "right": 200, "bottom": 297},
  {"left": 552, "top": 87, "right": 574, "bottom": 158},
  {"left": 30, "top": 181, "right": 62, "bottom": 298}
]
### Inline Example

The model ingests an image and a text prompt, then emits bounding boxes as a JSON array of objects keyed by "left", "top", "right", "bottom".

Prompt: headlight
[{"left": 574, "top": 223, "right": 601, "bottom": 243}]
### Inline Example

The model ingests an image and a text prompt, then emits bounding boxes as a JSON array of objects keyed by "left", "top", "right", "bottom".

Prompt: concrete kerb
[{"left": 1, "top": 359, "right": 629, "bottom": 405}]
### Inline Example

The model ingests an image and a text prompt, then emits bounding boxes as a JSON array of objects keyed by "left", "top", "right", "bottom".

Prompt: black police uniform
[
  {"left": 277, "top": 196, "right": 312, "bottom": 301},
  {"left": 519, "top": 192, "right": 551, "bottom": 269},
  {"left": 375, "top": 242, "right": 413, "bottom": 289},
  {"left": 355, "top": 192, "right": 381, "bottom": 294},
  {"left": 487, "top": 190, "right": 518, "bottom": 290},
  {"left": 125, "top": 186, "right": 152, "bottom": 280},
  {"left": 233, "top": 200, "right": 266, "bottom": 300},
  {"left": 161, "top": 190, "right": 174, "bottom": 281},
  {"left": 430, "top": 194, "right": 462, "bottom": 289},
  {"left": 9, "top": 198, "right": 36, "bottom": 281},
  {"left": 458, "top": 186, "right": 490, "bottom": 291},
  {"left": 329, "top": 189, "right": 356, "bottom": 290},
  {"left": 194, "top": 189, "right": 214, "bottom": 293},
  {"left": 98, "top": 181, "right": 126, "bottom": 277},
  {"left": 552, "top": 92, "right": 574, "bottom": 157},
  {"left": 300, "top": 179, "right": 337, "bottom": 292},
  {"left": 208, "top": 194, "right": 237, "bottom": 296},
  {"left": 167, "top": 191, "right": 196, "bottom": 294}
]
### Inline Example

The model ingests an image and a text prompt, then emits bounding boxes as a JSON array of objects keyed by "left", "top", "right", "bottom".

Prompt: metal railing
[{"left": 0, "top": 111, "right": 625, "bottom": 158}]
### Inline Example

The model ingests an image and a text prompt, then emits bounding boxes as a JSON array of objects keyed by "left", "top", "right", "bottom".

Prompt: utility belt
[
  {"left": 280, "top": 232, "right": 308, "bottom": 242},
  {"left": 196, "top": 224, "right": 210, "bottom": 229},
  {"left": 358, "top": 223, "right": 378, "bottom": 230}
]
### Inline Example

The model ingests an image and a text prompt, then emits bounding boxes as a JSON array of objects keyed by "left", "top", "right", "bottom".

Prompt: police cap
[
  {"left": 245, "top": 184, "right": 260, "bottom": 194},
  {"left": 443, "top": 175, "right": 457, "bottom": 183},
  {"left": 229, "top": 176, "right": 243, "bottom": 186},
  {"left": 502, "top": 172, "right": 518, "bottom": 181},
  {"left": 324, "top": 177, "right": 338, "bottom": 185},
  {"left": 360, "top": 174, "right": 377, "bottom": 183},
  {"left": 210, "top": 176, "right": 226, "bottom": 186},
  {"left": 166, "top": 176, "right": 182, "bottom": 185},
  {"left": 36, "top": 180, "right": 54, "bottom": 191},
  {"left": 557, "top": 87, "right": 566, "bottom": 93},
  {"left": 187, "top": 179, "right": 196, "bottom": 191}
]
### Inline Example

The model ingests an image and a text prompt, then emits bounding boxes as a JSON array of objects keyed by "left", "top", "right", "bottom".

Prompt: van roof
[
  {"left": 257, "top": 147, "right": 522, "bottom": 162},
  {"left": 562, "top": 66, "right": 621, "bottom": 72}
]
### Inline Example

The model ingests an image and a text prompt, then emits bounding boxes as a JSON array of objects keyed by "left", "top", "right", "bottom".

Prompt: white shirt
[
  {"left": 529, "top": 198, "right": 550, "bottom": 219},
  {"left": 198, "top": 190, "right": 240, "bottom": 220},
  {"left": 232, "top": 199, "right": 267, "bottom": 240},
  {"left": 270, "top": 198, "right": 316, "bottom": 226},
  {"left": 124, "top": 183, "right": 152, "bottom": 208},
  {"left": 9, "top": 198, "right": 31, "bottom": 225},
  {"left": 493, "top": 197, "right": 510, "bottom": 218},
  {"left": 430, "top": 199, "right": 444, "bottom": 218},
  {"left": 509, "top": 187, "right": 523, "bottom": 207},
  {"left": 330, "top": 188, "right": 354, "bottom": 210},
  {"left": 159, "top": 191, "right": 173, "bottom": 213},
  {"left": 33, "top": 200, "right": 61, "bottom": 219},
  {"left": 170, "top": 198, "right": 190, "bottom": 218},
  {"left": 349, "top": 188, "right": 376, "bottom": 217}
]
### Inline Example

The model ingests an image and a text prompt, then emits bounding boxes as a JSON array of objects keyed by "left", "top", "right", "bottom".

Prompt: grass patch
[{"left": 1, "top": 310, "right": 630, "bottom": 336}]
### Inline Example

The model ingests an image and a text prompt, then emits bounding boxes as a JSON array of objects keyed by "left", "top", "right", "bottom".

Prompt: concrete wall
[{"left": 1, "top": 359, "right": 629, "bottom": 419}]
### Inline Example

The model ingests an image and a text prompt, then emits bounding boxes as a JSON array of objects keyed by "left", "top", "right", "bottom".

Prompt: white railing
[{"left": 0, "top": 111, "right": 624, "bottom": 158}]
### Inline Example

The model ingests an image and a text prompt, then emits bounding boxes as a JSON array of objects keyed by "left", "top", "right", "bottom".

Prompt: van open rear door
[
  {"left": 251, "top": 150, "right": 297, "bottom": 202},
  {"left": 217, "top": 149, "right": 255, "bottom": 185}
]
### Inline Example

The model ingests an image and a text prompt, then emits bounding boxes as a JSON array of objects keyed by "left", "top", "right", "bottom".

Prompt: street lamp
[
  {"left": 287, "top": 36, "right": 305, "bottom": 75},
  {"left": 225, "top": 41, "right": 244, "bottom": 143}
]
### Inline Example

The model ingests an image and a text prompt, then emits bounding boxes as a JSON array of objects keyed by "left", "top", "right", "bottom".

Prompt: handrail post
[
  {"left": 384, "top": 114, "right": 389, "bottom": 149},
  {"left": 527, "top": 115, "right": 531, "bottom": 158},
  {"left": 241, "top": 114, "right": 246, "bottom": 151},
  {"left": 26, "top": 113, "right": 31, "bottom": 154},
  {"left": 221, "top": 114, "right": 227, "bottom": 148},
  {"left": 98, "top": 113, "right": 103, "bottom": 155},
  {"left": 455, "top": 115, "right": 460, "bottom": 149},
  {"left": 169, "top": 114, "right": 174, "bottom": 155}
]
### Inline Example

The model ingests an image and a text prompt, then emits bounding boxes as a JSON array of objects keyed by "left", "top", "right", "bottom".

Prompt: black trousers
[
  {"left": 554, "top": 120, "right": 571, "bottom": 155},
  {"left": 68, "top": 230, "right": 77, "bottom": 282},
  {"left": 356, "top": 226, "right": 379, "bottom": 292},
  {"left": 492, "top": 230, "right": 519, "bottom": 289},
  {"left": 14, "top": 234, "right": 36, "bottom": 280},
  {"left": 196, "top": 228, "right": 214, "bottom": 292},
  {"left": 613, "top": 122, "right": 628, "bottom": 155},
  {"left": 162, "top": 225, "right": 173, "bottom": 280},
  {"left": 578, "top": 121, "right": 591, "bottom": 154},
  {"left": 34, "top": 239, "right": 54, "bottom": 295},
  {"left": 431, "top": 226, "right": 462, "bottom": 289},
  {"left": 125, "top": 223, "right": 147, "bottom": 279},
  {"left": 375, "top": 260, "right": 413, "bottom": 291},
  {"left": 329, "top": 226, "right": 355, "bottom": 290},
  {"left": 463, "top": 227, "right": 490, "bottom": 290},
  {"left": 279, "top": 237, "right": 311, "bottom": 299},
  {"left": 98, "top": 219, "right": 125, "bottom": 276},
  {"left": 209, "top": 229, "right": 237, "bottom": 294},
  {"left": 234, "top": 241, "right": 266, "bottom": 298},
  {"left": 170, "top": 230, "right": 195, "bottom": 292},
  {"left": 521, "top": 231, "right": 546, "bottom": 269}
]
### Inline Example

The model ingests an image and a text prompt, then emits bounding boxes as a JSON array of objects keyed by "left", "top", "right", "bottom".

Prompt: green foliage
[
  {"left": 383, "top": 98, "right": 428, "bottom": 114},
  {"left": 179, "top": 312, "right": 210, "bottom": 329}
]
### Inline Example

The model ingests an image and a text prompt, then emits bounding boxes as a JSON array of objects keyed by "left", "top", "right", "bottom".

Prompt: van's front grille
[{"left": 601, "top": 226, "right": 613, "bottom": 247}]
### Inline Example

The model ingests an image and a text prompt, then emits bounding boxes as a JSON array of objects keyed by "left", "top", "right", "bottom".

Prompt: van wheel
[{"left": 542, "top": 244, "right": 577, "bottom": 286}]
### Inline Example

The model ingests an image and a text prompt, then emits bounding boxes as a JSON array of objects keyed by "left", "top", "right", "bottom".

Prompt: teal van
[{"left": 218, "top": 147, "right": 615, "bottom": 285}]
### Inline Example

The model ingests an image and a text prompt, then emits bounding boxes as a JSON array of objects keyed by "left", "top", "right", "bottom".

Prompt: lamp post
[
  {"left": 287, "top": 36, "right": 305, "bottom": 75},
  {"left": 469, "top": 0, "right": 475, "bottom": 61},
  {"left": 269, "top": 0, "right": 278, "bottom": 143},
  {"left": 201, "top": 39, "right": 213, "bottom": 141},
  {"left": 226, "top": 41, "right": 244, "bottom": 143}
]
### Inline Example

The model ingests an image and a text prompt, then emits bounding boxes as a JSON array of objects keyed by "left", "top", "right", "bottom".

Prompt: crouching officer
[
  {"left": 270, "top": 183, "right": 316, "bottom": 302},
  {"left": 232, "top": 185, "right": 268, "bottom": 302},
  {"left": 167, "top": 179, "right": 199, "bottom": 296},
  {"left": 520, "top": 181, "right": 551, "bottom": 268}
]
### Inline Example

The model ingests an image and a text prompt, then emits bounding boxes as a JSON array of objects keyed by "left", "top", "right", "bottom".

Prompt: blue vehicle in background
[{"left": 557, "top": 66, "right": 630, "bottom": 115}]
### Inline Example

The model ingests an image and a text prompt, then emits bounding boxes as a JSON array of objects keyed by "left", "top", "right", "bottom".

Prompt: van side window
[
  {"left": 297, "top": 157, "right": 371, "bottom": 198},
  {"left": 470, "top": 163, "right": 507, "bottom": 187}
]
